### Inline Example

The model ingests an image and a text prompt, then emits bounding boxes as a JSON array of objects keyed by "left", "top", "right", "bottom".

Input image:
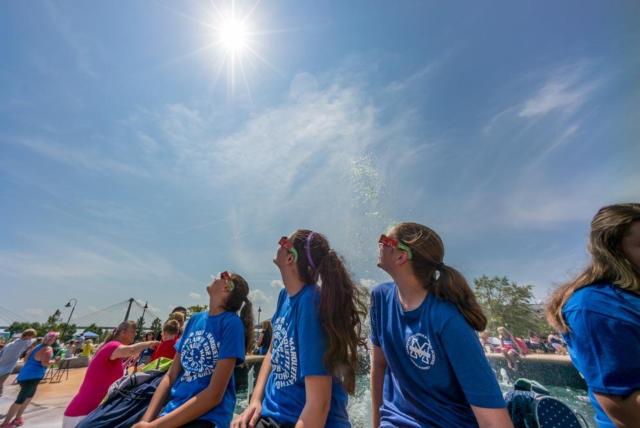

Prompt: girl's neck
[
  {"left": 281, "top": 270, "right": 305, "bottom": 296},
  {"left": 393, "top": 270, "right": 428, "bottom": 311},
  {"left": 208, "top": 302, "right": 225, "bottom": 316}
]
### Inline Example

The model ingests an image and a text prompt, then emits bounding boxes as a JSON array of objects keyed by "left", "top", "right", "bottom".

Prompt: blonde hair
[
  {"left": 162, "top": 319, "right": 180, "bottom": 336},
  {"left": 168, "top": 312, "right": 185, "bottom": 326},
  {"left": 546, "top": 203, "right": 640, "bottom": 332}
]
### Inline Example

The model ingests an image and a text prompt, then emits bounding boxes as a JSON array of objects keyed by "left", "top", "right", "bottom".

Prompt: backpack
[{"left": 504, "top": 378, "right": 588, "bottom": 428}]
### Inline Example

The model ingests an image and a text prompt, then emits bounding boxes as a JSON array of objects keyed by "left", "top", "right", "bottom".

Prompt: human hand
[
  {"left": 231, "top": 400, "right": 262, "bottom": 428},
  {"left": 131, "top": 422, "right": 155, "bottom": 428}
]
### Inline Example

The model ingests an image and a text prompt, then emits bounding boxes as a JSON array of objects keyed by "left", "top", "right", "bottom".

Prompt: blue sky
[{"left": 1, "top": 1, "right": 638, "bottom": 325}]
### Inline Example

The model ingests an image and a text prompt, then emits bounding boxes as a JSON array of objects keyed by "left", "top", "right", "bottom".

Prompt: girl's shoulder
[
  {"left": 427, "top": 295, "right": 472, "bottom": 331},
  {"left": 566, "top": 283, "right": 639, "bottom": 313}
]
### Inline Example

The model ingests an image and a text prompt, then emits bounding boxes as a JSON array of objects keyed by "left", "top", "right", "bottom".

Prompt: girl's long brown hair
[
  {"left": 392, "top": 222, "right": 487, "bottom": 331},
  {"left": 225, "top": 273, "right": 255, "bottom": 354},
  {"left": 546, "top": 203, "right": 640, "bottom": 332},
  {"left": 290, "top": 230, "right": 368, "bottom": 394}
]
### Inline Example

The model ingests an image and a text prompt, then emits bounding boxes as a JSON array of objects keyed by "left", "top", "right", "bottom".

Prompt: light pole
[{"left": 60, "top": 298, "right": 77, "bottom": 342}]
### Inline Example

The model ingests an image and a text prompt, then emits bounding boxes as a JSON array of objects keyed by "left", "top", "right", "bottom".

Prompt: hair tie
[
  {"left": 436, "top": 262, "right": 445, "bottom": 270},
  {"left": 305, "top": 232, "right": 317, "bottom": 272}
]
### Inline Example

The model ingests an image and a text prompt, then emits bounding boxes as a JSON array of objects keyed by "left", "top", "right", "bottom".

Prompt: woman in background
[
  {"left": 63, "top": 321, "right": 159, "bottom": 428},
  {"left": 1, "top": 332, "right": 58, "bottom": 428}
]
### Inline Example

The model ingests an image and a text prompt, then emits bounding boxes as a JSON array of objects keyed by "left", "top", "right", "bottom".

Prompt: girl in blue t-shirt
[
  {"left": 371, "top": 222, "right": 512, "bottom": 428},
  {"left": 233, "top": 230, "right": 367, "bottom": 428},
  {"left": 134, "top": 271, "right": 254, "bottom": 428},
  {"left": 546, "top": 203, "right": 640, "bottom": 428}
]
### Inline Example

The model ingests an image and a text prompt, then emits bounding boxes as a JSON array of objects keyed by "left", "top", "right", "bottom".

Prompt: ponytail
[
  {"left": 432, "top": 265, "right": 487, "bottom": 331},
  {"left": 291, "top": 230, "right": 368, "bottom": 394},
  {"left": 224, "top": 273, "right": 255, "bottom": 354},
  {"left": 393, "top": 222, "right": 487, "bottom": 331},
  {"left": 239, "top": 297, "right": 255, "bottom": 354}
]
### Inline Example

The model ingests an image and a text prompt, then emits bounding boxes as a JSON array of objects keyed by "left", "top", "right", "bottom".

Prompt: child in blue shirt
[
  {"left": 134, "top": 271, "right": 254, "bottom": 428},
  {"left": 371, "top": 223, "right": 512, "bottom": 428},
  {"left": 233, "top": 230, "right": 367, "bottom": 428},
  {"left": 547, "top": 203, "right": 640, "bottom": 428}
]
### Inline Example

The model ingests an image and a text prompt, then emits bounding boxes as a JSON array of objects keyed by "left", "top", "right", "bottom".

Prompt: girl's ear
[{"left": 395, "top": 251, "right": 409, "bottom": 266}]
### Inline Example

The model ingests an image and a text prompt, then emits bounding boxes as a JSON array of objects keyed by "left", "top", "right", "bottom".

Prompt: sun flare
[{"left": 218, "top": 18, "right": 248, "bottom": 54}]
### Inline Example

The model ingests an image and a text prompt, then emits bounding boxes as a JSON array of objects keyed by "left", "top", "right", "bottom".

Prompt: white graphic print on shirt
[
  {"left": 180, "top": 329, "right": 220, "bottom": 382},
  {"left": 405, "top": 333, "right": 436, "bottom": 370},
  {"left": 270, "top": 317, "right": 298, "bottom": 389}
]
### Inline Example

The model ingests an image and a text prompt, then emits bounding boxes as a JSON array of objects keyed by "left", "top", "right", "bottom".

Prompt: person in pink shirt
[{"left": 62, "top": 321, "right": 159, "bottom": 428}]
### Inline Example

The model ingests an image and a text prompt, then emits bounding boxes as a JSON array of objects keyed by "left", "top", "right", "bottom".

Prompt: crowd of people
[
  {"left": 478, "top": 328, "right": 568, "bottom": 371},
  {"left": 0, "top": 202, "right": 638, "bottom": 428}
]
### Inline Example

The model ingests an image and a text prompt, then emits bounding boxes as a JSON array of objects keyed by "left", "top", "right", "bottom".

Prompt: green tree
[
  {"left": 135, "top": 315, "right": 146, "bottom": 341},
  {"left": 8, "top": 322, "right": 43, "bottom": 336},
  {"left": 150, "top": 317, "right": 162, "bottom": 337},
  {"left": 187, "top": 305, "right": 208, "bottom": 316},
  {"left": 473, "top": 275, "right": 548, "bottom": 336}
]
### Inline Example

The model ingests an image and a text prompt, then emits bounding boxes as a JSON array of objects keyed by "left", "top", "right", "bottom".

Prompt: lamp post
[
  {"left": 257, "top": 306, "right": 262, "bottom": 325},
  {"left": 60, "top": 298, "right": 77, "bottom": 342}
]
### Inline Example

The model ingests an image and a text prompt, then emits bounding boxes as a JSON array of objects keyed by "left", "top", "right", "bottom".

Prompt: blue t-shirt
[
  {"left": 370, "top": 282, "right": 505, "bottom": 428},
  {"left": 562, "top": 283, "right": 640, "bottom": 428},
  {"left": 161, "top": 311, "right": 245, "bottom": 427},
  {"left": 261, "top": 285, "right": 350, "bottom": 427}
]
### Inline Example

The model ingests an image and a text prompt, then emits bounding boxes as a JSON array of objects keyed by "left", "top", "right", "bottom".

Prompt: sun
[
  {"left": 156, "top": 1, "right": 283, "bottom": 96},
  {"left": 218, "top": 18, "right": 248, "bottom": 54}
]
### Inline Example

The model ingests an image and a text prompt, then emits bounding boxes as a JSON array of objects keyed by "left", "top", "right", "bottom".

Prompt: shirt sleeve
[
  {"left": 564, "top": 309, "right": 640, "bottom": 396},
  {"left": 440, "top": 313, "right": 505, "bottom": 408},
  {"left": 370, "top": 291, "right": 380, "bottom": 347},
  {"left": 297, "top": 291, "right": 329, "bottom": 378},
  {"left": 219, "top": 316, "right": 246, "bottom": 365}
]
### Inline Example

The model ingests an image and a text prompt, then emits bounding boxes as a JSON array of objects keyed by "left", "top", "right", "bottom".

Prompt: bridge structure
[{"left": 0, "top": 299, "right": 165, "bottom": 332}]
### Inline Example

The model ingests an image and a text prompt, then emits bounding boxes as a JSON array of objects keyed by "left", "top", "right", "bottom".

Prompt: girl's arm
[
  {"left": 232, "top": 346, "right": 273, "bottom": 428},
  {"left": 470, "top": 407, "right": 514, "bottom": 428},
  {"left": 594, "top": 390, "right": 640, "bottom": 428},
  {"left": 111, "top": 341, "right": 160, "bottom": 360},
  {"left": 143, "top": 358, "right": 237, "bottom": 428},
  {"left": 296, "top": 375, "right": 332, "bottom": 428},
  {"left": 36, "top": 346, "right": 54, "bottom": 367},
  {"left": 370, "top": 345, "right": 387, "bottom": 428},
  {"left": 138, "top": 354, "right": 182, "bottom": 422}
]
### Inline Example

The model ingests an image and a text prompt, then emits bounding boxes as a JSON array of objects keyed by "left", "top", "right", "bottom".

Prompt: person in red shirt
[{"left": 150, "top": 320, "right": 180, "bottom": 361}]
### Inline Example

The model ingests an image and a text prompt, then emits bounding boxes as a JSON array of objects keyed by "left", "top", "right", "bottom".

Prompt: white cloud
[
  {"left": 0, "top": 235, "right": 199, "bottom": 295},
  {"left": 3, "top": 136, "right": 145, "bottom": 178},
  {"left": 270, "top": 280, "right": 284, "bottom": 290},
  {"left": 189, "top": 292, "right": 202, "bottom": 300},
  {"left": 249, "top": 289, "right": 277, "bottom": 318},
  {"left": 518, "top": 65, "right": 600, "bottom": 118}
]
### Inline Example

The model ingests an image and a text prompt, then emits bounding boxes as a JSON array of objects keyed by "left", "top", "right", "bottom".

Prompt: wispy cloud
[
  {"left": 2, "top": 136, "right": 146, "bottom": 178},
  {"left": 0, "top": 235, "right": 199, "bottom": 295},
  {"left": 44, "top": 0, "right": 99, "bottom": 78},
  {"left": 518, "top": 64, "right": 601, "bottom": 118},
  {"left": 189, "top": 292, "right": 202, "bottom": 300}
]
